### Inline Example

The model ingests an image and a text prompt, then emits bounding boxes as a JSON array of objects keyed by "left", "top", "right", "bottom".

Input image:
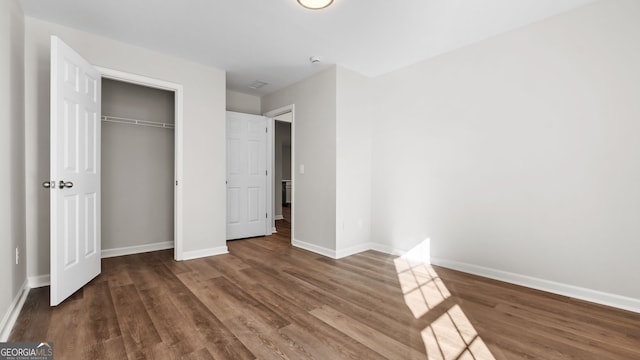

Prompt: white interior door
[
  {"left": 50, "top": 36, "right": 101, "bottom": 306},
  {"left": 226, "top": 112, "right": 268, "bottom": 240}
]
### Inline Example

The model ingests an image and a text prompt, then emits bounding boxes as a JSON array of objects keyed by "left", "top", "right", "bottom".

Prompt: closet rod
[{"left": 101, "top": 115, "right": 175, "bottom": 130}]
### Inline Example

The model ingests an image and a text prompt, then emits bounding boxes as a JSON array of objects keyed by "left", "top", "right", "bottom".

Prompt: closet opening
[{"left": 98, "top": 68, "right": 184, "bottom": 260}]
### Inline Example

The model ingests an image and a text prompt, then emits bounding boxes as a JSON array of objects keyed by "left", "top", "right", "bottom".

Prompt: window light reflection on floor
[
  {"left": 395, "top": 259, "right": 451, "bottom": 318},
  {"left": 422, "top": 305, "right": 495, "bottom": 360},
  {"left": 393, "top": 238, "right": 496, "bottom": 360}
]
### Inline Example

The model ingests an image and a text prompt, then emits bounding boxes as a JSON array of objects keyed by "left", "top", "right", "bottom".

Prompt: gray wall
[
  {"left": 25, "top": 17, "right": 227, "bottom": 277},
  {"left": 261, "top": 67, "right": 372, "bottom": 257},
  {"left": 274, "top": 120, "right": 291, "bottom": 217},
  {"left": 226, "top": 90, "right": 261, "bottom": 115},
  {"left": 335, "top": 67, "right": 373, "bottom": 254},
  {"left": 0, "top": 0, "right": 26, "bottom": 339},
  {"left": 262, "top": 68, "right": 337, "bottom": 251},
  {"left": 102, "top": 78, "right": 174, "bottom": 124},
  {"left": 282, "top": 144, "right": 291, "bottom": 180},
  {"left": 258, "top": 0, "right": 640, "bottom": 307},
  {"left": 101, "top": 79, "right": 174, "bottom": 250},
  {"left": 370, "top": 0, "right": 640, "bottom": 300}
]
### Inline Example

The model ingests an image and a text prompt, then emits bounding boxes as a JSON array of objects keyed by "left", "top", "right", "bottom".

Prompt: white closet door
[
  {"left": 49, "top": 36, "right": 101, "bottom": 306},
  {"left": 226, "top": 112, "right": 268, "bottom": 240}
]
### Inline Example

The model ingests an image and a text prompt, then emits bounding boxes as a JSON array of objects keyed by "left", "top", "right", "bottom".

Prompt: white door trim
[
  {"left": 95, "top": 66, "right": 185, "bottom": 261},
  {"left": 264, "top": 105, "right": 295, "bottom": 242},
  {"left": 266, "top": 118, "right": 273, "bottom": 234}
]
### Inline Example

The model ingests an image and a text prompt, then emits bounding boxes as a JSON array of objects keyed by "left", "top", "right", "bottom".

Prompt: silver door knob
[
  {"left": 43, "top": 181, "right": 52, "bottom": 189},
  {"left": 59, "top": 181, "right": 73, "bottom": 189}
]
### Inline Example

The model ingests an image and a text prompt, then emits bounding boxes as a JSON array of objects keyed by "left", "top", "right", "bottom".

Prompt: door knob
[
  {"left": 59, "top": 181, "right": 73, "bottom": 189},
  {"left": 42, "top": 181, "right": 54, "bottom": 189}
]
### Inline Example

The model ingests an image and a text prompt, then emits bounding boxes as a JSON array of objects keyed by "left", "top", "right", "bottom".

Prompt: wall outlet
[{"left": 15, "top": 247, "right": 19, "bottom": 265}]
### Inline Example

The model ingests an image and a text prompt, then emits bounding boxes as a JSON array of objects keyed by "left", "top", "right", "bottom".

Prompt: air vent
[{"left": 249, "top": 81, "right": 268, "bottom": 89}]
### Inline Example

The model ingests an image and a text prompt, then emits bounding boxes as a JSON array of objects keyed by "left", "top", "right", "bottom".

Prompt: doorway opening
[
  {"left": 265, "top": 105, "right": 295, "bottom": 243},
  {"left": 98, "top": 67, "right": 184, "bottom": 260},
  {"left": 100, "top": 78, "right": 175, "bottom": 259},
  {"left": 274, "top": 115, "right": 292, "bottom": 233}
]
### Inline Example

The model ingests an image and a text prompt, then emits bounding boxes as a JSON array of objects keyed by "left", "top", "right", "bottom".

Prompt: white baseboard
[
  {"left": 336, "top": 242, "right": 378, "bottom": 259},
  {"left": 0, "top": 280, "right": 29, "bottom": 341},
  {"left": 430, "top": 257, "right": 640, "bottom": 314},
  {"left": 325, "top": 242, "right": 640, "bottom": 314},
  {"left": 102, "top": 241, "right": 174, "bottom": 258},
  {"left": 293, "top": 240, "right": 403, "bottom": 260},
  {"left": 274, "top": 215, "right": 284, "bottom": 220},
  {"left": 369, "top": 243, "right": 406, "bottom": 256},
  {"left": 182, "top": 246, "right": 228, "bottom": 260},
  {"left": 292, "top": 239, "right": 337, "bottom": 258},
  {"left": 27, "top": 244, "right": 228, "bottom": 288},
  {"left": 27, "top": 243, "right": 175, "bottom": 289},
  {"left": 28, "top": 275, "right": 50, "bottom": 288}
]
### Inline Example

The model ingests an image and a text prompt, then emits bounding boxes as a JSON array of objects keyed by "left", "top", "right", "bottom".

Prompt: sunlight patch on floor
[
  {"left": 394, "top": 238, "right": 496, "bottom": 360},
  {"left": 395, "top": 259, "right": 451, "bottom": 318},
  {"left": 422, "top": 305, "right": 495, "bottom": 360}
]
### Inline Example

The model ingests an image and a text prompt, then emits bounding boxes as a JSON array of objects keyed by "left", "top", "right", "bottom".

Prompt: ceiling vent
[{"left": 249, "top": 81, "right": 268, "bottom": 89}]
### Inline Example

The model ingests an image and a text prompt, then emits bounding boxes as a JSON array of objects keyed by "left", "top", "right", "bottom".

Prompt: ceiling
[{"left": 19, "top": 0, "right": 596, "bottom": 96}]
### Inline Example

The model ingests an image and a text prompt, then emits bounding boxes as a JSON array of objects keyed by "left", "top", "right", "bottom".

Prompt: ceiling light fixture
[{"left": 297, "top": 0, "right": 334, "bottom": 10}]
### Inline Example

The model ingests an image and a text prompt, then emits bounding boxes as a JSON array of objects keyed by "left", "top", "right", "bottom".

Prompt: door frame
[
  {"left": 96, "top": 66, "right": 185, "bottom": 260},
  {"left": 264, "top": 105, "right": 295, "bottom": 242}
]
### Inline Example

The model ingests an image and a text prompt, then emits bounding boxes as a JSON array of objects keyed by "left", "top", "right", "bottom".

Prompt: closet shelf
[{"left": 101, "top": 115, "right": 175, "bottom": 129}]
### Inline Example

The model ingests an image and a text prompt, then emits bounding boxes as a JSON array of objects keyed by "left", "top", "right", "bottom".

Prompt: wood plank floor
[{"left": 10, "top": 220, "right": 640, "bottom": 359}]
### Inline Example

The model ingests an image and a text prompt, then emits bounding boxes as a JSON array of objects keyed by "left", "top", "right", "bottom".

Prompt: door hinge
[
  {"left": 175, "top": 180, "right": 178, "bottom": 186},
  {"left": 266, "top": 170, "right": 268, "bottom": 176},
  {"left": 266, "top": 213, "right": 268, "bottom": 218},
  {"left": 265, "top": 127, "right": 268, "bottom": 133}
]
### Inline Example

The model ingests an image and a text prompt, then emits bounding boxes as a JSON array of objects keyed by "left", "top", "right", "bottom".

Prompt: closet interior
[{"left": 101, "top": 78, "right": 175, "bottom": 253}]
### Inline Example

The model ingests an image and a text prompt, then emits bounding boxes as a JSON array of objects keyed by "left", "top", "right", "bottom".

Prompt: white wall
[
  {"left": 371, "top": 0, "right": 640, "bottom": 301},
  {"left": 335, "top": 67, "right": 373, "bottom": 256},
  {"left": 226, "top": 90, "right": 261, "bottom": 115},
  {"left": 262, "top": 67, "right": 337, "bottom": 252},
  {"left": 24, "top": 17, "right": 227, "bottom": 278},
  {"left": 0, "top": 0, "right": 26, "bottom": 339}
]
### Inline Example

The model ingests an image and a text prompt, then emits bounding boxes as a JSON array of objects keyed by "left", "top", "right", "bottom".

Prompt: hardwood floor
[
  {"left": 10, "top": 220, "right": 640, "bottom": 359},
  {"left": 282, "top": 205, "right": 291, "bottom": 223}
]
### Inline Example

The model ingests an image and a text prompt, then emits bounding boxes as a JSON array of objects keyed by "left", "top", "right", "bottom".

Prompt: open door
[
  {"left": 226, "top": 111, "right": 269, "bottom": 240},
  {"left": 49, "top": 36, "right": 101, "bottom": 306}
]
